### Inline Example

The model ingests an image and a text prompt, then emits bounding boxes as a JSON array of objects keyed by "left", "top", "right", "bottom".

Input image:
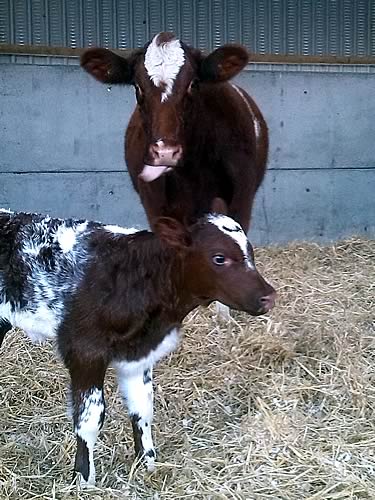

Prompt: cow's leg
[
  {"left": 0, "top": 318, "right": 12, "bottom": 348},
  {"left": 137, "top": 178, "right": 167, "bottom": 231},
  {"left": 117, "top": 366, "right": 155, "bottom": 470},
  {"left": 69, "top": 361, "right": 106, "bottom": 487},
  {"left": 225, "top": 148, "right": 266, "bottom": 233}
]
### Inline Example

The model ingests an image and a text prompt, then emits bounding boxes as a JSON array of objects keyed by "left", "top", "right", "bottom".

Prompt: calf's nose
[{"left": 258, "top": 290, "right": 276, "bottom": 312}]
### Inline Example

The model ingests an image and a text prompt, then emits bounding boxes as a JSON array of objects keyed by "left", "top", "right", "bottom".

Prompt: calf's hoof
[
  {"left": 134, "top": 448, "right": 156, "bottom": 472},
  {"left": 144, "top": 449, "right": 156, "bottom": 472},
  {"left": 72, "top": 470, "right": 96, "bottom": 489}
]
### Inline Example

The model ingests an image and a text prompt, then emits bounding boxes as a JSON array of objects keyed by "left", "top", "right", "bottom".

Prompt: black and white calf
[{"left": 0, "top": 206, "right": 275, "bottom": 485}]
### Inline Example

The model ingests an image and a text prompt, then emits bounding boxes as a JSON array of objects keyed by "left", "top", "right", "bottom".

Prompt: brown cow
[{"left": 81, "top": 32, "right": 268, "bottom": 232}]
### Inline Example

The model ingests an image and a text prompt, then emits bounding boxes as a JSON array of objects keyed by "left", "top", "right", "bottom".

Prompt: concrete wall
[{"left": 1, "top": 62, "right": 374, "bottom": 244}]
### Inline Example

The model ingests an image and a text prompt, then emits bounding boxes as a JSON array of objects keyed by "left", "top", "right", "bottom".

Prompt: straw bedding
[{"left": 0, "top": 237, "right": 374, "bottom": 499}]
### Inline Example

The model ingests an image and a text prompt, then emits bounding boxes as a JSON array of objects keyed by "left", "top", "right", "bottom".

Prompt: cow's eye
[
  {"left": 212, "top": 254, "right": 226, "bottom": 266},
  {"left": 135, "top": 84, "right": 143, "bottom": 103}
]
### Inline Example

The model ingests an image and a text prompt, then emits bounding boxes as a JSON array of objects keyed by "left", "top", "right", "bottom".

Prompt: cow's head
[{"left": 81, "top": 32, "right": 249, "bottom": 182}]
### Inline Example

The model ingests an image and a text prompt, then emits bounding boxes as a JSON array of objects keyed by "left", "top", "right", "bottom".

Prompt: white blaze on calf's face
[
  {"left": 207, "top": 214, "right": 255, "bottom": 270},
  {"left": 144, "top": 34, "right": 185, "bottom": 102}
]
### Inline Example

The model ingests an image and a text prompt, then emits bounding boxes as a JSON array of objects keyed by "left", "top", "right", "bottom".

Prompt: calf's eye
[
  {"left": 212, "top": 254, "right": 226, "bottom": 266},
  {"left": 188, "top": 78, "right": 199, "bottom": 95}
]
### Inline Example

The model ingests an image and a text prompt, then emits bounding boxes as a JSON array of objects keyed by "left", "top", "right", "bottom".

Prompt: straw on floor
[{"left": 0, "top": 237, "right": 374, "bottom": 500}]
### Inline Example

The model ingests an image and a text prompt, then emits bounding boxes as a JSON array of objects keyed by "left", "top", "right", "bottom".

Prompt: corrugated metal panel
[
  {"left": 286, "top": 0, "right": 299, "bottom": 55},
  {"left": 196, "top": 0, "right": 209, "bottom": 50},
  {"left": 30, "top": 0, "right": 46, "bottom": 45},
  {"left": 48, "top": 0, "right": 65, "bottom": 46},
  {"left": 0, "top": 0, "right": 374, "bottom": 56},
  {"left": 133, "top": 0, "right": 146, "bottom": 49},
  {"left": 256, "top": 0, "right": 267, "bottom": 54},
  {"left": 82, "top": 0, "right": 97, "bottom": 47},
  {"left": 0, "top": 0, "right": 11, "bottom": 44},
  {"left": 301, "top": 0, "right": 312, "bottom": 55},
  {"left": 13, "top": 0, "right": 30, "bottom": 45},
  {"left": 117, "top": 1, "right": 131, "bottom": 49},
  {"left": 271, "top": 0, "right": 283, "bottom": 55}
]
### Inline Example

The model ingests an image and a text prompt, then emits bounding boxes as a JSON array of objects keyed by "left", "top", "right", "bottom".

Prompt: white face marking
[
  {"left": 104, "top": 224, "right": 140, "bottom": 235},
  {"left": 144, "top": 34, "right": 185, "bottom": 102},
  {"left": 75, "top": 387, "right": 105, "bottom": 487},
  {"left": 207, "top": 214, "right": 255, "bottom": 270},
  {"left": 231, "top": 83, "right": 261, "bottom": 139}
]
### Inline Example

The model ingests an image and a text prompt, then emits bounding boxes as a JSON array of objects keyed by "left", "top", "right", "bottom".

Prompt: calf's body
[{"left": 0, "top": 208, "right": 275, "bottom": 485}]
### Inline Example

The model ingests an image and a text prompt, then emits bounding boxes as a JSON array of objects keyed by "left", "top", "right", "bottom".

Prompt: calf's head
[
  {"left": 81, "top": 32, "right": 249, "bottom": 182},
  {"left": 154, "top": 213, "right": 276, "bottom": 316}
]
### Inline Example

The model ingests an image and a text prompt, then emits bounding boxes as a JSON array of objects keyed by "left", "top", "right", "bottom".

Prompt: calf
[
  {"left": 0, "top": 207, "right": 275, "bottom": 485},
  {"left": 81, "top": 32, "right": 268, "bottom": 232}
]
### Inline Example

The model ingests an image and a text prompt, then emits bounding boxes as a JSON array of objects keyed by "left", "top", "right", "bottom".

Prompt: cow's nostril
[
  {"left": 173, "top": 146, "right": 182, "bottom": 159},
  {"left": 149, "top": 144, "right": 160, "bottom": 159}
]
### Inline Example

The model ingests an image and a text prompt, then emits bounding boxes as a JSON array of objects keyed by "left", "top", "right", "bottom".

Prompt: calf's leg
[
  {"left": 116, "top": 366, "right": 155, "bottom": 470},
  {"left": 69, "top": 361, "right": 106, "bottom": 486}
]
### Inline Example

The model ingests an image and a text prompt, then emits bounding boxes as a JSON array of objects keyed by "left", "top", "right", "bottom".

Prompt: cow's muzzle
[
  {"left": 140, "top": 140, "right": 183, "bottom": 182},
  {"left": 147, "top": 140, "right": 182, "bottom": 166}
]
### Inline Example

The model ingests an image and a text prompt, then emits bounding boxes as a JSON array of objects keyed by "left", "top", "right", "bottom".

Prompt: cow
[
  {"left": 81, "top": 32, "right": 268, "bottom": 233},
  {"left": 0, "top": 205, "right": 275, "bottom": 486}
]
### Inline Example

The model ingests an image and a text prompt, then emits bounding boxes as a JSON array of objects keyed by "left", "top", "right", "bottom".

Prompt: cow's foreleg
[
  {"left": 138, "top": 178, "right": 167, "bottom": 231},
  {"left": 117, "top": 366, "right": 155, "bottom": 470}
]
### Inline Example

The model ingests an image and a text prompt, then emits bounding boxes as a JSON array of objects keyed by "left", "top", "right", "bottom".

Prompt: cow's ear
[
  {"left": 210, "top": 197, "right": 228, "bottom": 215},
  {"left": 199, "top": 45, "right": 249, "bottom": 82},
  {"left": 153, "top": 217, "right": 192, "bottom": 249},
  {"left": 81, "top": 48, "right": 142, "bottom": 84}
]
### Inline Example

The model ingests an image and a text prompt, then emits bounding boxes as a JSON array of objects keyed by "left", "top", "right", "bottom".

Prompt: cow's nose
[
  {"left": 258, "top": 291, "right": 276, "bottom": 312},
  {"left": 149, "top": 142, "right": 182, "bottom": 165}
]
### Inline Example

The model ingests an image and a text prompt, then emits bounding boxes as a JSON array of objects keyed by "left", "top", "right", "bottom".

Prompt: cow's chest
[{"left": 165, "top": 163, "right": 233, "bottom": 219}]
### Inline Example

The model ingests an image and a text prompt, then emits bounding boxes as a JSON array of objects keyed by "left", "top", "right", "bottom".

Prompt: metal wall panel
[
  {"left": 0, "top": 0, "right": 11, "bottom": 44},
  {"left": 1, "top": 0, "right": 374, "bottom": 56}
]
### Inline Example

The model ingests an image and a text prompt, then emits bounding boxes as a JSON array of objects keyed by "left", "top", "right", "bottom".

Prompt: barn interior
[{"left": 0, "top": 1, "right": 374, "bottom": 499}]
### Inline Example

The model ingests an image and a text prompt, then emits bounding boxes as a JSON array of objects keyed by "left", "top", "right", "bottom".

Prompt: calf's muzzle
[{"left": 257, "top": 290, "right": 276, "bottom": 314}]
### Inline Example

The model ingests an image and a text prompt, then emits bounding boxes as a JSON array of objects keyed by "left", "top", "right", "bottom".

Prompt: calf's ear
[
  {"left": 199, "top": 45, "right": 249, "bottom": 82},
  {"left": 81, "top": 48, "right": 141, "bottom": 84},
  {"left": 153, "top": 217, "right": 192, "bottom": 249}
]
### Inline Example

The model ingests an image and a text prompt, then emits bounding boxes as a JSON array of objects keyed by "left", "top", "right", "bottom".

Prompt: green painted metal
[{"left": 0, "top": 0, "right": 374, "bottom": 56}]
